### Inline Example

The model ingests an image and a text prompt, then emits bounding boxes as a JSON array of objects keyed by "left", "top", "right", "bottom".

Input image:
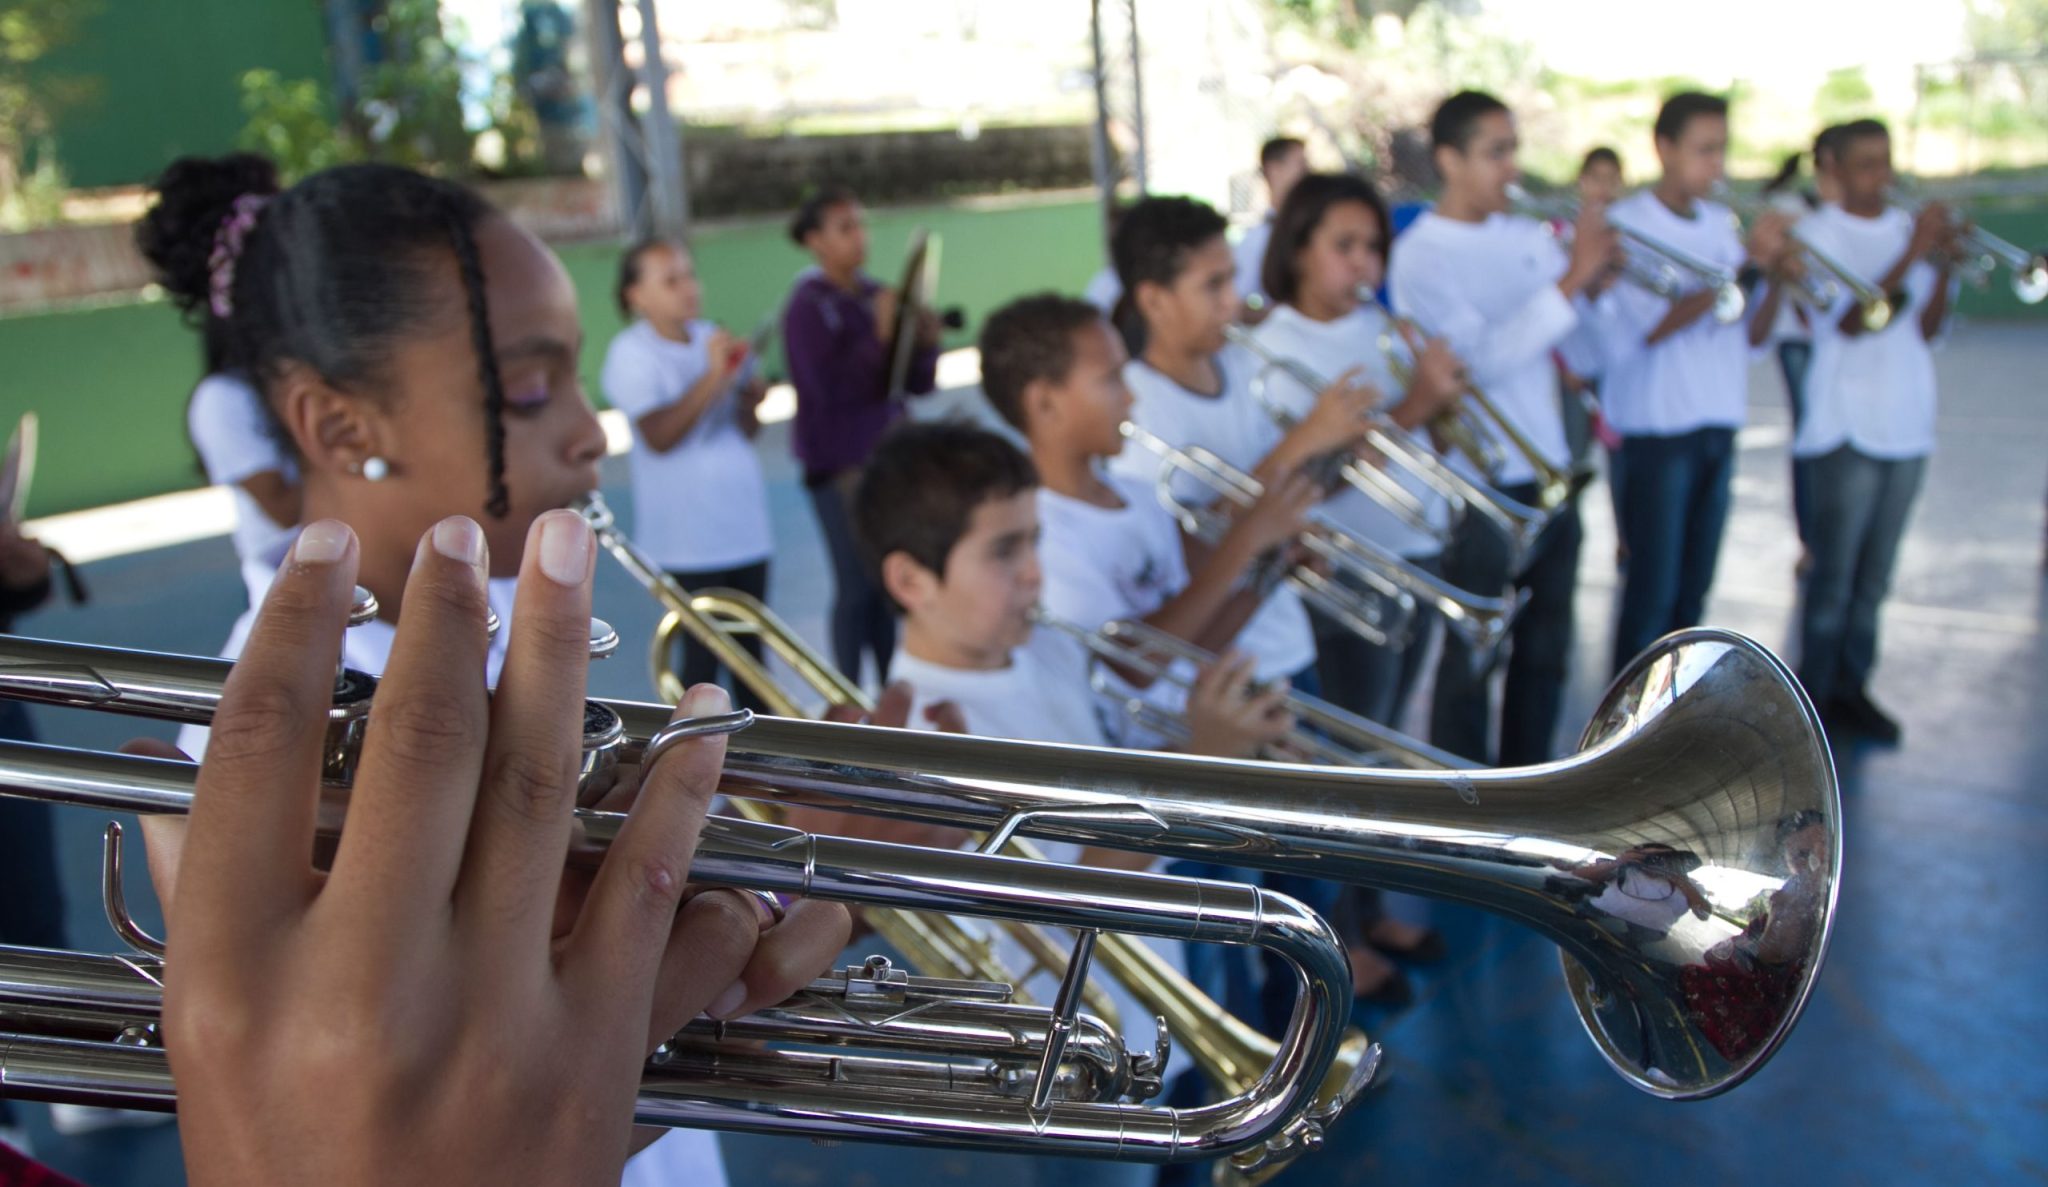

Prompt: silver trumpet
[
  {"left": 0, "top": 633, "right": 1358, "bottom": 1165},
  {"left": 1121, "top": 421, "right": 1523, "bottom": 662},
  {"left": 1780, "top": 220, "right": 1895, "bottom": 332},
  {"left": 1034, "top": 611, "right": 1470, "bottom": 772},
  {"left": 0, "top": 625, "right": 1841, "bottom": 1130},
  {"left": 1120, "top": 421, "right": 1415, "bottom": 648},
  {"left": 1924, "top": 204, "right": 2048, "bottom": 305},
  {"left": 1513, "top": 182, "right": 1748, "bottom": 324},
  {"left": 1224, "top": 324, "right": 1444, "bottom": 543}
]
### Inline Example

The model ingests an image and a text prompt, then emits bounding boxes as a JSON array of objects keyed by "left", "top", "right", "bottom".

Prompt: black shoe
[{"left": 1831, "top": 691, "right": 1902, "bottom": 745}]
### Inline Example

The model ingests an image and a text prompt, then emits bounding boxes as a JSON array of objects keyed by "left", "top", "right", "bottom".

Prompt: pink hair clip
[{"left": 206, "top": 193, "right": 271, "bottom": 319}]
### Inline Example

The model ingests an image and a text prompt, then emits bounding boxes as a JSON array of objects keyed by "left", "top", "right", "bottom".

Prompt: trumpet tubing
[
  {"left": 0, "top": 624, "right": 1841, "bottom": 1105},
  {"left": 575, "top": 493, "right": 1380, "bottom": 1171}
]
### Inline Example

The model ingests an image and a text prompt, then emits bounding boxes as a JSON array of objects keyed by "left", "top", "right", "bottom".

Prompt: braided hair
[{"left": 136, "top": 159, "right": 514, "bottom": 518}]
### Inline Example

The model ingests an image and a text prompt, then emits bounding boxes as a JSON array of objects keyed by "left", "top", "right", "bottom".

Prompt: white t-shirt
[
  {"left": 1233, "top": 216, "right": 1275, "bottom": 303},
  {"left": 601, "top": 319, "right": 773, "bottom": 572},
  {"left": 1036, "top": 475, "right": 1197, "bottom": 747},
  {"left": 890, "top": 627, "right": 1112, "bottom": 756},
  {"left": 1248, "top": 303, "right": 1450, "bottom": 558},
  {"left": 888, "top": 627, "right": 1183, "bottom": 1054},
  {"left": 1108, "top": 355, "right": 1318, "bottom": 681},
  {"left": 1386, "top": 211, "right": 1580, "bottom": 487},
  {"left": 1792, "top": 205, "right": 1943, "bottom": 461},
  {"left": 1083, "top": 265, "right": 1123, "bottom": 313},
  {"left": 1589, "top": 191, "right": 1752, "bottom": 437},
  {"left": 175, "top": 572, "right": 727, "bottom": 1186},
  {"left": 187, "top": 372, "right": 299, "bottom": 603}
]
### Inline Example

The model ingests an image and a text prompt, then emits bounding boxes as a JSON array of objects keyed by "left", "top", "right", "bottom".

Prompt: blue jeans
[
  {"left": 1611, "top": 427, "right": 1737, "bottom": 675},
  {"left": 1777, "top": 341, "right": 1815, "bottom": 546},
  {"left": 1430, "top": 483, "right": 1583, "bottom": 767},
  {"left": 1309, "top": 556, "right": 1441, "bottom": 729},
  {"left": 1798, "top": 445, "right": 1926, "bottom": 704},
  {"left": 808, "top": 475, "right": 896, "bottom": 685}
]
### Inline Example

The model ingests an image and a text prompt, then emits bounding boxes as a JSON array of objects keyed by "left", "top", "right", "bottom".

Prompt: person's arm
[
  {"left": 1918, "top": 257, "right": 1956, "bottom": 342},
  {"left": 785, "top": 287, "right": 888, "bottom": 420},
  {"left": 632, "top": 328, "right": 741, "bottom": 453},
  {"left": 1644, "top": 289, "right": 1724, "bottom": 346},
  {"left": 1746, "top": 275, "right": 1792, "bottom": 349},
  {"left": 1102, "top": 470, "right": 1318, "bottom": 681},
  {"left": 237, "top": 469, "right": 303, "bottom": 530},
  {"left": 1391, "top": 234, "right": 1585, "bottom": 384},
  {"left": 1839, "top": 205, "right": 1949, "bottom": 339}
]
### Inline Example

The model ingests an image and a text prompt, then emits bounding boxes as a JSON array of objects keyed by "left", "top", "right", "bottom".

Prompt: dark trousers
[
  {"left": 1310, "top": 556, "right": 1442, "bottom": 728},
  {"left": 1611, "top": 427, "right": 1737, "bottom": 675},
  {"left": 808, "top": 476, "right": 896, "bottom": 685},
  {"left": 1778, "top": 341, "right": 1815, "bottom": 545},
  {"left": 665, "top": 559, "right": 772, "bottom": 715},
  {"left": 1430, "top": 482, "right": 1583, "bottom": 767},
  {"left": 0, "top": 700, "right": 66, "bottom": 1129},
  {"left": 1799, "top": 445, "right": 1926, "bottom": 705}
]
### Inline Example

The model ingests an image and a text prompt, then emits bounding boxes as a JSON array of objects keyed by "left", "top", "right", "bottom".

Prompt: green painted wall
[
  {"left": 35, "top": 0, "right": 331, "bottom": 188},
  {"left": 2, "top": 195, "right": 1105, "bottom": 518}
]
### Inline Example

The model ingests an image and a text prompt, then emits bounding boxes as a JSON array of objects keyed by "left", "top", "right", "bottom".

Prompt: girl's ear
[{"left": 272, "top": 362, "right": 387, "bottom": 477}]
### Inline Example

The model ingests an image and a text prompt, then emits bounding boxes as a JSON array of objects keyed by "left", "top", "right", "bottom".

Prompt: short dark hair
[
  {"left": 1654, "top": 92, "right": 1728, "bottom": 143},
  {"left": 853, "top": 421, "right": 1040, "bottom": 597},
  {"left": 1834, "top": 118, "right": 1890, "bottom": 154},
  {"left": 978, "top": 293, "right": 1106, "bottom": 433},
  {"left": 1261, "top": 172, "right": 1389, "bottom": 308},
  {"left": 1430, "top": 91, "right": 1509, "bottom": 152},
  {"left": 615, "top": 239, "right": 681, "bottom": 319},
  {"left": 1111, "top": 195, "right": 1228, "bottom": 299},
  {"left": 1812, "top": 123, "right": 1849, "bottom": 166},
  {"left": 1579, "top": 146, "right": 1621, "bottom": 175},
  {"left": 789, "top": 185, "right": 858, "bottom": 246},
  {"left": 1259, "top": 136, "right": 1305, "bottom": 171}
]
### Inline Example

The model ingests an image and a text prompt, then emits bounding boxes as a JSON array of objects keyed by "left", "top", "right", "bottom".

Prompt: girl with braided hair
[{"left": 139, "top": 158, "right": 851, "bottom": 1186}]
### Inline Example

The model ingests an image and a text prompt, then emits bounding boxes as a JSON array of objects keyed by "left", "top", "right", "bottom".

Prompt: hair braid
[{"left": 444, "top": 202, "right": 511, "bottom": 519}]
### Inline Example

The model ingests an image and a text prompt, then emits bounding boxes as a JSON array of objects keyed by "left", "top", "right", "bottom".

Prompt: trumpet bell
[
  {"left": 1559, "top": 629, "right": 1838, "bottom": 1098},
  {"left": 2014, "top": 258, "right": 2048, "bottom": 305}
]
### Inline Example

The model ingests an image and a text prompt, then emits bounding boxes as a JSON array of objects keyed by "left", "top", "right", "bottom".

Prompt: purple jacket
[{"left": 782, "top": 272, "right": 939, "bottom": 485}]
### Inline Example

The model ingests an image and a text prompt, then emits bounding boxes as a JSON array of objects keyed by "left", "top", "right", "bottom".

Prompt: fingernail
[
  {"left": 293, "top": 520, "right": 351, "bottom": 565},
  {"left": 682, "top": 684, "right": 731, "bottom": 718},
  {"left": 706, "top": 980, "right": 748, "bottom": 1020},
  {"left": 537, "top": 511, "right": 592, "bottom": 586},
  {"left": 432, "top": 517, "right": 485, "bottom": 572}
]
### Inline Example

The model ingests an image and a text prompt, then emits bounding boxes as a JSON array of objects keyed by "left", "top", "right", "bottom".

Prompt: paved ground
[{"left": 6, "top": 322, "right": 2045, "bottom": 1186}]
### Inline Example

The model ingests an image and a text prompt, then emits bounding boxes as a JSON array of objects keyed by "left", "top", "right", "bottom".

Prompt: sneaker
[
  {"left": 47, "top": 1103, "right": 172, "bottom": 1136},
  {"left": 1831, "top": 690, "right": 1902, "bottom": 746}
]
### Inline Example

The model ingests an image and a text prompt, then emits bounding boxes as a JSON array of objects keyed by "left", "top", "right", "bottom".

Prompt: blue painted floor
[{"left": 5, "top": 323, "right": 2045, "bottom": 1186}]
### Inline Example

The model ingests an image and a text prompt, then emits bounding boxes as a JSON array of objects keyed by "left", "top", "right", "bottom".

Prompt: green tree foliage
[
  {"left": 1814, "top": 66, "right": 1877, "bottom": 123},
  {"left": 0, "top": 0, "right": 98, "bottom": 226},
  {"left": 237, "top": 0, "right": 474, "bottom": 183}
]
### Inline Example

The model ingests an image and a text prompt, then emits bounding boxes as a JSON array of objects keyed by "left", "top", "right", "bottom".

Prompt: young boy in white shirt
[
  {"left": 1593, "top": 92, "right": 1796, "bottom": 675},
  {"left": 852, "top": 420, "right": 1288, "bottom": 761},
  {"left": 1104, "top": 193, "right": 1382, "bottom": 696},
  {"left": 1234, "top": 136, "right": 1308, "bottom": 310},
  {"left": 1386, "top": 89, "right": 1618, "bottom": 767},
  {"left": 1791, "top": 118, "right": 1958, "bottom": 746},
  {"left": 976, "top": 291, "right": 1318, "bottom": 741},
  {"left": 603, "top": 239, "right": 775, "bottom": 711}
]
